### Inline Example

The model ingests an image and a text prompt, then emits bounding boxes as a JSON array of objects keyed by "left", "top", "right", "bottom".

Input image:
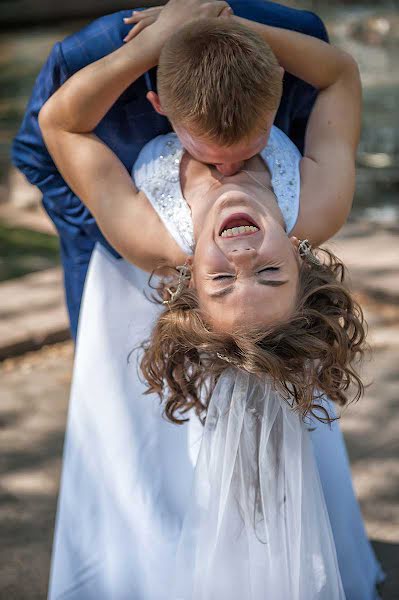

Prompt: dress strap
[{"left": 260, "top": 126, "right": 301, "bottom": 234}]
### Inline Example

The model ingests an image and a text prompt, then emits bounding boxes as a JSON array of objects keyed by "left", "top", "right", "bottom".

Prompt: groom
[{"left": 12, "top": 0, "right": 328, "bottom": 339}]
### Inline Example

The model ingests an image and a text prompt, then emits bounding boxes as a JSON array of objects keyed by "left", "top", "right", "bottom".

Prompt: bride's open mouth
[{"left": 219, "top": 212, "right": 261, "bottom": 238}]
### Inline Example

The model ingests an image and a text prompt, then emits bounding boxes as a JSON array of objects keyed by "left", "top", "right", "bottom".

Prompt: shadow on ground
[
  {"left": 0, "top": 344, "right": 72, "bottom": 599},
  {"left": 372, "top": 540, "right": 399, "bottom": 599}
]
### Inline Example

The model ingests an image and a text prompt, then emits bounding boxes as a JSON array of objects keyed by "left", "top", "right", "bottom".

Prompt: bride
[{"left": 40, "top": 4, "right": 384, "bottom": 599}]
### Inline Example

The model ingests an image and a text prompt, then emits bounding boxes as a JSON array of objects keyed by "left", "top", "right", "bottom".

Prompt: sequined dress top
[{"left": 133, "top": 126, "right": 302, "bottom": 254}]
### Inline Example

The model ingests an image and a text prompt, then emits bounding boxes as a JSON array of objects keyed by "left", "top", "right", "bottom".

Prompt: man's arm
[{"left": 236, "top": 18, "right": 361, "bottom": 244}]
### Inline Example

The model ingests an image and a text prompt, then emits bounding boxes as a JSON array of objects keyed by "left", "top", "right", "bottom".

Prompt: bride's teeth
[{"left": 220, "top": 225, "right": 259, "bottom": 237}]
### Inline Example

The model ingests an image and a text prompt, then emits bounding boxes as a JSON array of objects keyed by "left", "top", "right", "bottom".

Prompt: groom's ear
[{"left": 146, "top": 91, "right": 166, "bottom": 116}]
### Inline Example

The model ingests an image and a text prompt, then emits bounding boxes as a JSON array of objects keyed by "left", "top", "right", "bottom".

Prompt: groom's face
[
  {"left": 174, "top": 124, "right": 272, "bottom": 177},
  {"left": 147, "top": 91, "right": 278, "bottom": 176}
]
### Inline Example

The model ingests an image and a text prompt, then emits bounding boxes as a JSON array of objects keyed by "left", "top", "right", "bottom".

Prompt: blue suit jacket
[{"left": 12, "top": 1, "right": 328, "bottom": 337}]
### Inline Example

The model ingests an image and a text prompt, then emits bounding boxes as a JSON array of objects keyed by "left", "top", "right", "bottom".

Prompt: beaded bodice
[{"left": 133, "top": 126, "right": 301, "bottom": 254}]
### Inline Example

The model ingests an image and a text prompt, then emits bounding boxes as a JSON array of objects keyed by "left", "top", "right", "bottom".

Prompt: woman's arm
[
  {"left": 236, "top": 17, "right": 361, "bottom": 245},
  {"left": 39, "top": 27, "right": 187, "bottom": 271},
  {"left": 39, "top": 1, "right": 230, "bottom": 270}
]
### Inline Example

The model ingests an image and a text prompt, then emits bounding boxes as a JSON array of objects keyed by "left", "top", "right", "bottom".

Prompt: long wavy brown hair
[{"left": 140, "top": 248, "right": 366, "bottom": 425}]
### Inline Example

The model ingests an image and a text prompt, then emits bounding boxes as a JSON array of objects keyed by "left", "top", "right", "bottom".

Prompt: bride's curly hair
[{"left": 140, "top": 248, "right": 367, "bottom": 425}]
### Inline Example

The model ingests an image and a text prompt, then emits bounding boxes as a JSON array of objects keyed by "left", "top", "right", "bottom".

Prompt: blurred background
[{"left": 0, "top": 1, "right": 398, "bottom": 598}]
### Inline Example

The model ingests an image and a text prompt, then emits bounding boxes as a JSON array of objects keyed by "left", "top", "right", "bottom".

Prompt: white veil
[{"left": 173, "top": 369, "right": 345, "bottom": 600}]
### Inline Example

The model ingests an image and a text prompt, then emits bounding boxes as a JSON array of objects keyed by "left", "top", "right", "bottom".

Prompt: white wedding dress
[{"left": 48, "top": 128, "right": 385, "bottom": 599}]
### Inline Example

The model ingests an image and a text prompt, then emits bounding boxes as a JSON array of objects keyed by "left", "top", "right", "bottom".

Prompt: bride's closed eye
[
  {"left": 257, "top": 267, "right": 280, "bottom": 274},
  {"left": 212, "top": 267, "right": 280, "bottom": 281},
  {"left": 212, "top": 274, "right": 234, "bottom": 281}
]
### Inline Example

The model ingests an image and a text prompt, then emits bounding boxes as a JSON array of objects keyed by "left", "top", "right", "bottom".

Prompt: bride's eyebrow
[{"left": 208, "top": 279, "right": 288, "bottom": 298}]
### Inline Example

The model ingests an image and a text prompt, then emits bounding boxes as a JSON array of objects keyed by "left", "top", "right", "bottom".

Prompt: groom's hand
[{"left": 123, "top": 0, "right": 233, "bottom": 44}]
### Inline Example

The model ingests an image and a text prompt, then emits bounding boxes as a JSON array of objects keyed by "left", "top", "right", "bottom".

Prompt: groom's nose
[{"left": 215, "top": 162, "right": 245, "bottom": 176}]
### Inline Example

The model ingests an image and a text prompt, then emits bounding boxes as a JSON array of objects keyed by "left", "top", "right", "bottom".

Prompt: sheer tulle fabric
[{"left": 174, "top": 370, "right": 345, "bottom": 600}]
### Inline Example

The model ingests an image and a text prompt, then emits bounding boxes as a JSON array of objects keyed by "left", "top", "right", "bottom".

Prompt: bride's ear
[
  {"left": 146, "top": 91, "right": 166, "bottom": 116},
  {"left": 290, "top": 236, "right": 302, "bottom": 268},
  {"left": 186, "top": 256, "right": 195, "bottom": 289},
  {"left": 290, "top": 236, "right": 300, "bottom": 256}
]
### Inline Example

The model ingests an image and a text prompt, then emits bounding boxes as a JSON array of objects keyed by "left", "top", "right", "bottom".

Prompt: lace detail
[
  {"left": 133, "top": 134, "right": 194, "bottom": 254},
  {"left": 132, "top": 127, "right": 301, "bottom": 253},
  {"left": 260, "top": 127, "right": 301, "bottom": 234}
]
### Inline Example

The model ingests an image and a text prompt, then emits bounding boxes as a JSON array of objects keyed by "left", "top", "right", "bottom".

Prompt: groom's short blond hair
[{"left": 157, "top": 18, "right": 283, "bottom": 146}]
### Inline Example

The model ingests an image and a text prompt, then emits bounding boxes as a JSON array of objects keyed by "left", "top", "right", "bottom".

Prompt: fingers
[
  {"left": 123, "top": 7, "right": 162, "bottom": 24},
  {"left": 122, "top": 1, "right": 233, "bottom": 43},
  {"left": 123, "top": 17, "right": 156, "bottom": 43},
  {"left": 123, "top": 2, "right": 232, "bottom": 24},
  {"left": 220, "top": 5, "right": 234, "bottom": 18},
  {"left": 203, "top": 1, "right": 233, "bottom": 17}
]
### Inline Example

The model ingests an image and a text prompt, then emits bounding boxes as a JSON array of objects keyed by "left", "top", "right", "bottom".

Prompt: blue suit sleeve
[
  {"left": 11, "top": 11, "right": 136, "bottom": 253},
  {"left": 11, "top": 40, "right": 100, "bottom": 242},
  {"left": 12, "top": 41, "right": 68, "bottom": 191}
]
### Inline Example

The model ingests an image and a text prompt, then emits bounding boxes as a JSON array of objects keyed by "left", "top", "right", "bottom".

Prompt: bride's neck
[{"left": 181, "top": 153, "right": 285, "bottom": 235}]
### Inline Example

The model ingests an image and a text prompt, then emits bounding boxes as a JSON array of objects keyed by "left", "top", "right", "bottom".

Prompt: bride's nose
[
  {"left": 228, "top": 247, "right": 257, "bottom": 266},
  {"left": 215, "top": 162, "right": 245, "bottom": 176}
]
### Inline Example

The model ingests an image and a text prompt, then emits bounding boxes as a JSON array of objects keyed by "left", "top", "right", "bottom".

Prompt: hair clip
[
  {"left": 298, "top": 239, "right": 321, "bottom": 266},
  {"left": 162, "top": 263, "right": 191, "bottom": 306},
  {"left": 216, "top": 352, "right": 232, "bottom": 363}
]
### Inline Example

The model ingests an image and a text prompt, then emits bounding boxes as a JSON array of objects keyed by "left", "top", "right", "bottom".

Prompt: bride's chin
[
  {"left": 214, "top": 198, "right": 265, "bottom": 223},
  {"left": 214, "top": 190, "right": 255, "bottom": 210}
]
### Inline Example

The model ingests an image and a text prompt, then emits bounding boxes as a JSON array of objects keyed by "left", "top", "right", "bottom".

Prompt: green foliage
[{"left": 0, "top": 224, "right": 60, "bottom": 281}]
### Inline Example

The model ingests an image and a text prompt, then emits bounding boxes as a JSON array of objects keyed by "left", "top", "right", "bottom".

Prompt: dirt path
[
  {"left": 0, "top": 343, "right": 72, "bottom": 599},
  {"left": 1, "top": 298, "right": 398, "bottom": 599}
]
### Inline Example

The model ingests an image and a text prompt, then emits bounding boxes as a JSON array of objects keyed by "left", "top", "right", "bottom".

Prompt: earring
[{"left": 298, "top": 239, "right": 321, "bottom": 266}]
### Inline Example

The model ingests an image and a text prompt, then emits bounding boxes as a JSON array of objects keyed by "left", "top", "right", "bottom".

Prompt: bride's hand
[
  {"left": 123, "top": 7, "right": 162, "bottom": 42},
  {"left": 123, "top": 1, "right": 233, "bottom": 43}
]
